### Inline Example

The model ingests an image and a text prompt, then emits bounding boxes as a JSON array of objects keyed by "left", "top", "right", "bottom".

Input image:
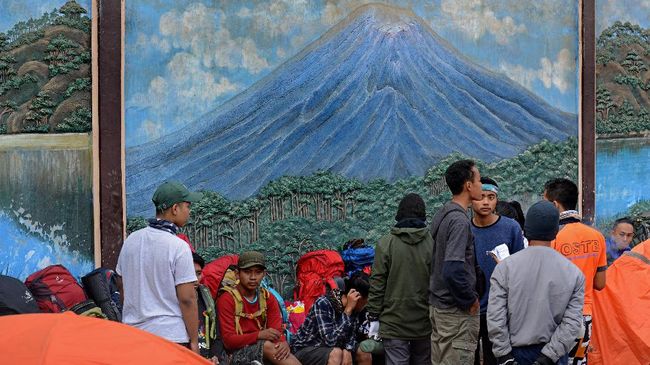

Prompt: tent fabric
[
  {"left": 0, "top": 312, "right": 212, "bottom": 365},
  {"left": 590, "top": 239, "right": 650, "bottom": 365}
]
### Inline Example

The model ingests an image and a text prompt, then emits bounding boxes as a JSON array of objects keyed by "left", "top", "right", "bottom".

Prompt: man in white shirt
[{"left": 117, "top": 181, "right": 203, "bottom": 353}]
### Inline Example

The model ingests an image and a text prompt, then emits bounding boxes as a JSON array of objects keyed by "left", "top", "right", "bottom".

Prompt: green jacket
[{"left": 367, "top": 226, "right": 433, "bottom": 339}]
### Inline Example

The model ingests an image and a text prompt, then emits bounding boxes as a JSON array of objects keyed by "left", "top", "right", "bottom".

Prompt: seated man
[
  {"left": 605, "top": 217, "right": 634, "bottom": 266},
  {"left": 217, "top": 251, "right": 300, "bottom": 365},
  {"left": 292, "top": 274, "right": 371, "bottom": 365}
]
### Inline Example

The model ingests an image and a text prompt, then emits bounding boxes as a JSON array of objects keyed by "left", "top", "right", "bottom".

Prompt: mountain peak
[{"left": 346, "top": 4, "right": 418, "bottom": 33}]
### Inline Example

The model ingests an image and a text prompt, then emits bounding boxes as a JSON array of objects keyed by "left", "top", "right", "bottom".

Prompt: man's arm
[
  {"left": 116, "top": 275, "right": 124, "bottom": 306},
  {"left": 487, "top": 265, "right": 512, "bottom": 358},
  {"left": 541, "top": 272, "right": 585, "bottom": 362},
  {"left": 314, "top": 298, "right": 354, "bottom": 347},
  {"left": 176, "top": 282, "right": 199, "bottom": 351},
  {"left": 366, "top": 239, "right": 389, "bottom": 318},
  {"left": 442, "top": 219, "right": 477, "bottom": 311},
  {"left": 593, "top": 271, "right": 606, "bottom": 291}
]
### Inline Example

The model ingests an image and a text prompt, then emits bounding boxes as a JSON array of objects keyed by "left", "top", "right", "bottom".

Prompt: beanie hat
[
  {"left": 524, "top": 201, "right": 560, "bottom": 241},
  {"left": 395, "top": 193, "right": 426, "bottom": 221}
]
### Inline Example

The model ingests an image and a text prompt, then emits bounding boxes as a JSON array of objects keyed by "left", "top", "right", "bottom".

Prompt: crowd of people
[{"left": 116, "top": 160, "right": 638, "bottom": 365}]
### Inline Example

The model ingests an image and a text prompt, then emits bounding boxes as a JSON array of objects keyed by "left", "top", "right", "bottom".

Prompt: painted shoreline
[
  {"left": 596, "top": 131, "right": 650, "bottom": 140},
  {"left": 0, "top": 133, "right": 92, "bottom": 150}
]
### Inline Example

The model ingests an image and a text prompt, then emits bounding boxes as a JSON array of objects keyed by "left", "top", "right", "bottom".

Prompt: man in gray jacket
[{"left": 487, "top": 201, "right": 585, "bottom": 365}]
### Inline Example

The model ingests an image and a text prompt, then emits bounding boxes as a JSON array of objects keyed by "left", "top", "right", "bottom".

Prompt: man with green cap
[{"left": 117, "top": 181, "right": 203, "bottom": 353}]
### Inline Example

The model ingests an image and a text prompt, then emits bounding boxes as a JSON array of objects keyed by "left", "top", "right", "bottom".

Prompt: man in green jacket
[{"left": 367, "top": 193, "right": 433, "bottom": 365}]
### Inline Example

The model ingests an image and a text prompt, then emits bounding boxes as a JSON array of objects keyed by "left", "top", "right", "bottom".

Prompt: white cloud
[
  {"left": 440, "top": 0, "right": 526, "bottom": 44},
  {"left": 500, "top": 48, "right": 575, "bottom": 93},
  {"left": 598, "top": 0, "right": 650, "bottom": 32},
  {"left": 139, "top": 119, "right": 163, "bottom": 140},
  {"left": 159, "top": 3, "right": 269, "bottom": 72}
]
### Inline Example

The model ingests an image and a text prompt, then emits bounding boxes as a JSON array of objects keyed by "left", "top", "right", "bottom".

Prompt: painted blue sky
[
  {"left": 125, "top": 0, "right": 580, "bottom": 147},
  {"left": 0, "top": 0, "right": 91, "bottom": 32},
  {"left": 596, "top": 0, "right": 650, "bottom": 32}
]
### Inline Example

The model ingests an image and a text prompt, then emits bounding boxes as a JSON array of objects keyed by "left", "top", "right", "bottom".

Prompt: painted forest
[
  {"left": 0, "top": 0, "right": 91, "bottom": 134},
  {"left": 596, "top": 21, "right": 650, "bottom": 135},
  {"left": 128, "top": 138, "right": 578, "bottom": 296}
]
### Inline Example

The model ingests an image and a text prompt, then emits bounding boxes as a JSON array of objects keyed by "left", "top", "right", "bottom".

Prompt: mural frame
[{"left": 95, "top": 0, "right": 597, "bottom": 269}]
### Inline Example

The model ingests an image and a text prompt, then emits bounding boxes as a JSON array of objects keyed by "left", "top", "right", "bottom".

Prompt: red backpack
[
  {"left": 293, "top": 250, "right": 345, "bottom": 314},
  {"left": 201, "top": 255, "right": 239, "bottom": 299},
  {"left": 24, "top": 265, "right": 88, "bottom": 313}
]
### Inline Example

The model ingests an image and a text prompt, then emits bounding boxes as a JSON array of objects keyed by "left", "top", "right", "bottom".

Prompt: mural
[
  {"left": 0, "top": 0, "right": 93, "bottom": 280},
  {"left": 595, "top": 0, "right": 650, "bottom": 239},
  {"left": 125, "top": 1, "right": 579, "bottom": 295}
]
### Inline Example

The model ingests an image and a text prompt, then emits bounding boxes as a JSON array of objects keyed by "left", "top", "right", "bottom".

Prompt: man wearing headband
[{"left": 470, "top": 177, "right": 525, "bottom": 365}]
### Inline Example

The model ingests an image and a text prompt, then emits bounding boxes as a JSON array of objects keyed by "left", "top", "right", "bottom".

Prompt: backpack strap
[
  {"left": 199, "top": 285, "right": 217, "bottom": 349},
  {"left": 221, "top": 286, "right": 269, "bottom": 335}
]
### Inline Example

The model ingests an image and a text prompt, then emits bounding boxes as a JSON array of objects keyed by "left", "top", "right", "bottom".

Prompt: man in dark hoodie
[
  {"left": 367, "top": 193, "right": 433, "bottom": 365},
  {"left": 429, "top": 160, "right": 483, "bottom": 365}
]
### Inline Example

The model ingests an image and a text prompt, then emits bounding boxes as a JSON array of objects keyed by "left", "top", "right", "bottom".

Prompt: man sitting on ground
[
  {"left": 217, "top": 251, "right": 300, "bottom": 365},
  {"left": 292, "top": 273, "right": 371, "bottom": 365},
  {"left": 488, "top": 201, "right": 585, "bottom": 365}
]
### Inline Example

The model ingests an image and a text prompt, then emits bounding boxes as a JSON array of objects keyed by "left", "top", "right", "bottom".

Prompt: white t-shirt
[{"left": 116, "top": 226, "right": 197, "bottom": 342}]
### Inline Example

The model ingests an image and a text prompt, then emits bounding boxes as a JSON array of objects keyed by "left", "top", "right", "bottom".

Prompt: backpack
[
  {"left": 340, "top": 239, "right": 375, "bottom": 276},
  {"left": 81, "top": 268, "right": 122, "bottom": 322},
  {"left": 69, "top": 299, "right": 108, "bottom": 319},
  {"left": 201, "top": 255, "right": 239, "bottom": 299},
  {"left": 0, "top": 274, "right": 40, "bottom": 316},
  {"left": 293, "top": 250, "right": 345, "bottom": 314},
  {"left": 261, "top": 277, "right": 292, "bottom": 342},
  {"left": 198, "top": 284, "right": 228, "bottom": 363},
  {"left": 24, "top": 265, "right": 88, "bottom": 313},
  {"left": 220, "top": 285, "right": 270, "bottom": 335}
]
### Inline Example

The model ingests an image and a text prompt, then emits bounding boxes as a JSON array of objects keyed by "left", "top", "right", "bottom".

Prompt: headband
[{"left": 482, "top": 184, "right": 499, "bottom": 195}]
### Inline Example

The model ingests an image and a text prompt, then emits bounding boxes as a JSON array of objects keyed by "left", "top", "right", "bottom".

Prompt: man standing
[
  {"left": 367, "top": 193, "right": 433, "bottom": 365},
  {"left": 605, "top": 217, "right": 634, "bottom": 266},
  {"left": 471, "top": 177, "right": 525, "bottom": 365},
  {"left": 488, "top": 201, "right": 585, "bottom": 365},
  {"left": 117, "top": 181, "right": 203, "bottom": 353},
  {"left": 429, "top": 160, "right": 482, "bottom": 365},
  {"left": 544, "top": 178, "right": 607, "bottom": 365}
]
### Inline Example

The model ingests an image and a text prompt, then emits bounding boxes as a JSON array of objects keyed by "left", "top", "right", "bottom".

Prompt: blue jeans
[{"left": 512, "top": 344, "right": 568, "bottom": 365}]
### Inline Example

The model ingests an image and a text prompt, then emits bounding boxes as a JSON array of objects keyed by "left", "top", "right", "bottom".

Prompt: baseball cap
[
  {"left": 238, "top": 251, "right": 266, "bottom": 269},
  {"left": 152, "top": 181, "right": 203, "bottom": 211}
]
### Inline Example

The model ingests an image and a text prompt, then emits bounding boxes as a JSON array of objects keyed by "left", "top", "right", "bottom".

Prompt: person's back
[
  {"left": 552, "top": 222, "right": 606, "bottom": 317},
  {"left": 371, "top": 222, "right": 432, "bottom": 337},
  {"left": 118, "top": 227, "right": 196, "bottom": 341},
  {"left": 488, "top": 200, "right": 586, "bottom": 365},
  {"left": 489, "top": 247, "right": 584, "bottom": 350},
  {"left": 368, "top": 193, "right": 433, "bottom": 365}
]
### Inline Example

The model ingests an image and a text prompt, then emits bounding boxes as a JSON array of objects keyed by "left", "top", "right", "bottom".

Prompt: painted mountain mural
[{"left": 127, "top": 4, "right": 576, "bottom": 216}]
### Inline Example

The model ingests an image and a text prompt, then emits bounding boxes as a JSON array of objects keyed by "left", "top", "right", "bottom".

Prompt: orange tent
[
  {"left": 0, "top": 312, "right": 212, "bottom": 365},
  {"left": 590, "top": 239, "right": 650, "bottom": 364}
]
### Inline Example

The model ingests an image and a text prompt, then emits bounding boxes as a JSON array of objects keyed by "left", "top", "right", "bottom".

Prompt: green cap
[
  {"left": 152, "top": 181, "right": 203, "bottom": 211},
  {"left": 238, "top": 251, "right": 266, "bottom": 269}
]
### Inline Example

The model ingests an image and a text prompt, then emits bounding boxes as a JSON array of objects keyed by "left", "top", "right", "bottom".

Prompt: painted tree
[
  {"left": 55, "top": 107, "right": 91, "bottom": 133},
  {"left": 60, "top": 0, "right": 87, "bottom": 19},
  {"left": 44, "top": 35, "right": 87, "bottom": 75},
  {"left": 621, "top": 51, "right": 648, "bottom": 77},
  {"left": 0, "top": 32, "right": 8, "bottom": 50},
  {"left": 25, "top": 92, "right": 56, "bottom": 132},
  {"left": 596, "top": 86, "right": 616, "bottom": 120},
  {"left": 0, "top": 100, "right": 17, "bottom": 121},
  {"left": 0, "top": 55, "right": 17, "bottom": 84}
]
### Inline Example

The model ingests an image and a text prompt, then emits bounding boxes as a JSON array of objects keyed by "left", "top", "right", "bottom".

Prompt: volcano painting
[
  {"left": 125, "top": 1, "right": 579, "bottom": 283},
  {"left": 126, "top": 3, "right": 577, "bottom": 216}
]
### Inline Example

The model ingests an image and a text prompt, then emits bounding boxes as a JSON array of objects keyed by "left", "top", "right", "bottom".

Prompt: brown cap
[{"left": 237, "top": 251, "right": 266, "bottom": 269}]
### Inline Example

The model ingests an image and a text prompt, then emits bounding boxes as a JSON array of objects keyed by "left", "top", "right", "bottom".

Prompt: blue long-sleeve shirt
[
  {"left": 472, "top": 216, "right": 525, "bottom": 312},
  {"left": 291, "top": 296, "right": 358, "bottom": 351}
]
